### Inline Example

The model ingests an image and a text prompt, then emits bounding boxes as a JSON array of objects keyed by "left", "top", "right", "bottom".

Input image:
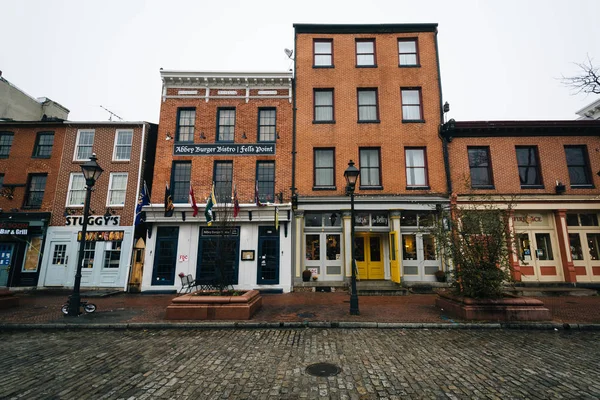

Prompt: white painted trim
[
  {"left": 66, "top": 172, "right": 85, "bottom": 207},
  {"left": 73, "top": 129, "right": 95, "bottom": 161},
  {"left": 106, "top": 172, "right": 128, "bottom": 207},
  {"left": 112, "top": 129, "right": 133, "bottom": 161}
]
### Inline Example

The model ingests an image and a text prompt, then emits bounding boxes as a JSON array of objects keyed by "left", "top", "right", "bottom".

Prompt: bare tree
[{"left": 561, "top": 55, "right": 600, "bottom": 95}]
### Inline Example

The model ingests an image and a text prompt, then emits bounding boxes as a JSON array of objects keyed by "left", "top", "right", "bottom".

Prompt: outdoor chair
[{"left": 179, "top": 274, "right": 198, "bottom": 294}]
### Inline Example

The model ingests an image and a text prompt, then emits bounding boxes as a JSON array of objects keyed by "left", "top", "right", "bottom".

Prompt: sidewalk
[{"left": 1, "top": 290, "right": 599, "bottom": 329}]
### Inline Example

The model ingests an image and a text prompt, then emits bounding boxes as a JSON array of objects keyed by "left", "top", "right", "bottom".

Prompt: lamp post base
[
  {"left": 66, "top": 294, "right": 81, "bottom": 317},
  {"left": 350, "top": 294, "right": 360, "bottom": 315}
]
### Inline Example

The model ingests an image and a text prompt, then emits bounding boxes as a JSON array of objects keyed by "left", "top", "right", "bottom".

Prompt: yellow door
[
  {"left": 354, "top": 235, "right": 367, "bottom": 280},
  {"left": 354, "top": 234, "right": 384, "bottom": 280},
  {"left": 390, "top": 232, "right": 400, "bottom": 283}
]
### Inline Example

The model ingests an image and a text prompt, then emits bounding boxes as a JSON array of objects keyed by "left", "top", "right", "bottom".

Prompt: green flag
[{"left": 205, "top": 183, "right": 217, "bottom": 226}]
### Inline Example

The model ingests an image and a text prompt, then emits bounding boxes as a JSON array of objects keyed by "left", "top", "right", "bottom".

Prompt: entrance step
[
  {"left": 505, "top": 287, "right": 597, "bottom": 297},
  {"left": 356, "top": 281, "right": 409, "bottom": 296}
]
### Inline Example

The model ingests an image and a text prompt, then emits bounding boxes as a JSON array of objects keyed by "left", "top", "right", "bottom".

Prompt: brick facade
[
  {"left": 294, "top": 24, "right": 445, "bottom": 196},
  {"left": 154, "top": 85, "right": 292, "bottom": 204}
]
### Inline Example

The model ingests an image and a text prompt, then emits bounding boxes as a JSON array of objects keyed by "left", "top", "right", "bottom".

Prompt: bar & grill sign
[{"left": 0, "top": 221, "right": 29, "bottom": 236}]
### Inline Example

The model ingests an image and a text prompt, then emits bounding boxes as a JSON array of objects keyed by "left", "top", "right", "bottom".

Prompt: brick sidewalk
[{"left": 1, "top": 291, "right": 599, "bottom": 325}]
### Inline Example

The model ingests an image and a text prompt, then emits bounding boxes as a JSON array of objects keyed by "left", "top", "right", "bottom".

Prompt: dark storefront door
[
  {"left": 152, "top": 227, "right": 179, "bottom": 286},
  {"left": 257, "top": 226, "right": 279, "bottom": 285},
  {"left": 196, "top": 227, "right": 240, "bottom": 286},
  {"left": 0, "top": 244, "right": 14, "bottom": 286}
]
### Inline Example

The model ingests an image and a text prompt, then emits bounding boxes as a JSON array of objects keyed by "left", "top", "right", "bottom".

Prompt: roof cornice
[
  {"left": 440, "top": 119, "right": 600, "bottom": 139},
  {"left": 293, "top": 23, "right": 438, "bottom": 34}
]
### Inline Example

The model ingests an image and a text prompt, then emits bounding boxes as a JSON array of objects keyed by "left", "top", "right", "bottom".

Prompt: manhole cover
[
  {"left": 305, "top": 362, "right": 341, "bottom": 377},
  {"left": 297, "top": 312, "right": 315, "bottom": 318}
]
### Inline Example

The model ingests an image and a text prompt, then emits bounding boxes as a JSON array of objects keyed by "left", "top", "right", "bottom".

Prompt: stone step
[{"left": 356, "top": 280, "right": 409, "bottom": 296}]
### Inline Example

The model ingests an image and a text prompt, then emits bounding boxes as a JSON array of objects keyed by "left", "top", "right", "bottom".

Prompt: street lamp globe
[
  {"left": 81, "top": 153, "right": 104, "bottom": 185},
  {"left": 344, "top": 160, "right": 359, "bottom": 189}
]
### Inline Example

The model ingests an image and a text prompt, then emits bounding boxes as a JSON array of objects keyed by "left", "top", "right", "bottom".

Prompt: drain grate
[
  {"left": 305, "top": 362, "right": 341, "bottom": 377},
  {"left": 297, "top": 312, "right": 315, "bottom": 318}
]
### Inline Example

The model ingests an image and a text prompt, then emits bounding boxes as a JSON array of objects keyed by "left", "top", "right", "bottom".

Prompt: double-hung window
[
  {"left": 33, "top": 132, "right": 54, "bottom": 158},
  {"left": 23, "top": 174, "right": 47, "bottom": 209},
  {"left": 565, "top": 145, "right": 593, "bottom": 187},
  {"left": 401, "top": 88, "right": 423, "bottom": 121},
  {"left": 356, "top": 39, "right": 376, "bottom": 67},
  {"left": 359, "top": 148, "right": 381, "bottom": 188},
  {"left": 217, "top": 108, "right": 235, "bottom": 142},
  {"left": 256, "top": 161, "right": 275, "bottom": 203},
  {"left": 314, "top": 89, "right": 334, "bottom": 123},
  {"left": 113, "top": 130, "right": 133, "bottom": 161},
  {"left": 405, "top": 148, "right": 428, "bottom": 187},
  {"left": 468, "top": 146, "right": 494, "bottom": 188},
  {"left": 314, "top": 148, "right": 335, "bottom": 189},
  {"left": 398, "top": 39, "right": 419, "bottom": 66},
  {"left": 0, "top": 132, "right": 14, "bottom": 158},
  {"left": 107, "top": 173, "right": 128, "bottom": 206},
  {"left": 103, "top": 241, "right": 122, "bottom": 269},
  {"left": 258, "top": 108, "right": 276, "bottom": 142},
  {"left": 214, "top": 161, "right": 233, "bottom": 203},
  {"left": 67, "top": 173, "right": 86, "bottom": 206},
  {"left": 171, "top": 162, "right": 191, "bottom": 203},
  {"left": 516, "top": 146, "right": 542, "bottom": 188},
  {"left": 75, "top": 130, "right": 94, "bottom": 161},
  {"left": 357, "top": 89, "right": 379, "bottom": 122},
  {"left": 314, "top": 39, "right": 333, "bottom": 67},
  {"left": 176, "top": 108, "right": 195, "bottom": 142}
]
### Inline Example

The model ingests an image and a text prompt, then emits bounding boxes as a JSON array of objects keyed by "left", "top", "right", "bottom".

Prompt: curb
[{"left": 1, "top": 322, "right": 599, "bottom": 331}]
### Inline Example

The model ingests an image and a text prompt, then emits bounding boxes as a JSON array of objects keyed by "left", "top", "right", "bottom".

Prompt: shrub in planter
[
  {"left": 434, "top": 270, "right": 446, "bottom": 282},
  {"left": 433, "top": 202, "right": 513, "bottom": 299},
  {"left": 302, "top": 269, "right": 312, "bottom": 282}
]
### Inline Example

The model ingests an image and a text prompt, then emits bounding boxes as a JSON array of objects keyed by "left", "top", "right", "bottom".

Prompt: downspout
[
  {"left": 290, "top": 28, "right": 298, "bottom": 289},
  {"left": 434, "top": 28, "right": 452, "bottom": 195},
  {"left": 124, "top": 122, "right": 147, "bottom": 292}
]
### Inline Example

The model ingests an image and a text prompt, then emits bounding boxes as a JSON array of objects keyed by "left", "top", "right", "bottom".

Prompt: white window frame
[
  {"left": 107, "top": 172, "right": 128, "bottom": 207},
  {"left": 112, "top": 129, "right": 133, "bottom": 161},
  {"left": 66, "top": 173, "right": 86, "bottom": 207},
  {"left": 74, "top": 129, "right": 95, "bottom": 161}
]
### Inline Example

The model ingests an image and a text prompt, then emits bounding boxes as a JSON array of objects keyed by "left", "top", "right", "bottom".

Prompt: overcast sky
[{"left": 2, "top": 0, "right": 599, "bottom": 123}]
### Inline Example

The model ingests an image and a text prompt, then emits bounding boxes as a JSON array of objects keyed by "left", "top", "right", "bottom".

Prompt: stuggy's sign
[{"left": 65, "top": 215, "right": 120, "bottom": 226}]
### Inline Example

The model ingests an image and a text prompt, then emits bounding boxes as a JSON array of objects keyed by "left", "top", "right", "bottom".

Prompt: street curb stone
[{"left": 1, "top": 322, "right": 599, "bottom": 331}]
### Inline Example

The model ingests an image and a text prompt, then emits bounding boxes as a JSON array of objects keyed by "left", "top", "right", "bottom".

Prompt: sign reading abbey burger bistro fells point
[{"left": 174, "top": 144, "right": 275, "bottom": 156}]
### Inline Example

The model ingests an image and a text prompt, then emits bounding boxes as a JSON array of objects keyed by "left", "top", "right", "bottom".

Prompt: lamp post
[
  {"left": 344, "top": 160, "right": 360, "bottom": 315},
  {"left": 67, "top": 154, "right": 103, "bottom": 316}
]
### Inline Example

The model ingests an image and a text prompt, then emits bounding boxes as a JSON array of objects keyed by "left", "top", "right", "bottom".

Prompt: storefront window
[
  {"left": 305, "top": 213, "right": 322, "bottom": 227},
  {"left": 535, "top": 233, "right": 554, "bottom": 261},
  {"left": 587, "top": 234, "right": 600, "bottom": 261},
  {"left": 324, "top": 212, "right": 341, "bottom": 227},
  {"left": 401, "top": 212, "right": 417, "bottom": 226},
  {"left": 517, "top": 233, "right": 531, "bottom": 261},
  {"left": 580, "top": 213, "right": 598, "bottom": 226},
  {"left": 355, "top": 212, "right": 370, "bottom": 227},
  {"left": 82, "top": 242, "right": 96, "bottom": 268},
  {"left": 402, "top": 234, "right": 417, "bottom": 260},
  {"left": 306, "top": 234, "right": 320, "bottom": 260},
  {"left": 569, "top": 234, "right": 583, "bottom": 261},
  {"left": 325, "top": 234, "right": 340, "bottom": 260},
  {"left": 103, "top": 240, "right": 122, "bottom": 268},
  {"left": 423, "top": 235, "right": 436, "bottom": 260},
  {"left": 21, "top": 237, "right": 42, "bottom": 272},
  {"left": 566, "top": 214, "right": 579, "bottom": 226}
]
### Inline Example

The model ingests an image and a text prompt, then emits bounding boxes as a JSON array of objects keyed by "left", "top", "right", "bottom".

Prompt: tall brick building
[
  {"left": 441, "top": 119, "right": 600, "bottom": 283},
  {"left": 142, "top": 71, "right": 294, "bottom": 292},
  {"left": 292, "top": 24, "right": 447, "bottom": 286},
  {"left": 38, "top": 121, "right": 157, "bottom": 289}
]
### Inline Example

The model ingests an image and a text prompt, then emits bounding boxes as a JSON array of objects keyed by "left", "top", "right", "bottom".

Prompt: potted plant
[
  {"left": 302, "top": 269, "right": 312, "bottom": 282},
  {"left": 312, "top": 274, "right": 319, "bottom": 281},
  {"left": 434, "top": 270, "right": 446, "bottom": 283}
]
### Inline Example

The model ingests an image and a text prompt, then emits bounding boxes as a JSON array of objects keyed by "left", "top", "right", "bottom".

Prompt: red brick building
[
  {"left": 38, "top": 121, "right": 157, "bottom": 289},
  {"left": 142, "top": 71, "right": 294, "bottom": 292},
  {"left": 441, "top": 119, "right": 600, "bottom": 283},
  {"left": 292, "top": 24, "right": 447, "bottom": 286},
  {"left": 0, "top": 120, "right": 66, "bottom": 287}
]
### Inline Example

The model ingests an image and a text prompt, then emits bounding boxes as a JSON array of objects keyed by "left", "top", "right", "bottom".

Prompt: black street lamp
[
  {"left": 66, "top": 154, "right": 103, "bottom": 316},
  {"left": 344, "top": 160, "right": 360, "bottom": 315}
]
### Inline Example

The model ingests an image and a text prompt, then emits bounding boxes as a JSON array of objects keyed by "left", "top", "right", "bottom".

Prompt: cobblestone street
[{"left": 1, "top": 329, "right": 599, "bottom": 399}]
